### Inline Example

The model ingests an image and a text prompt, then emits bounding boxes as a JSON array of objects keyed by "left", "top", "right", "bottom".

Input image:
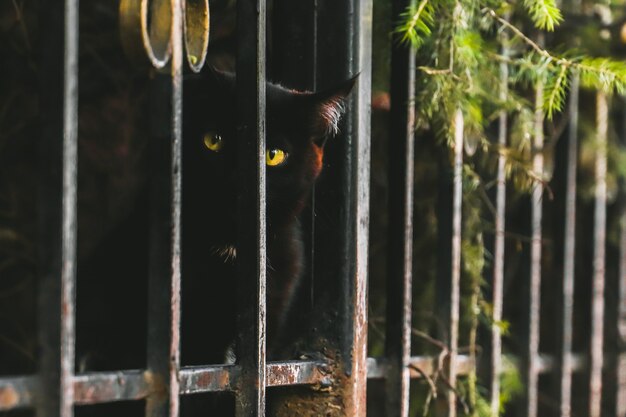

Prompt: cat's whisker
[{"left": 210, "top": 245, "right": 237, "bottom": 263}]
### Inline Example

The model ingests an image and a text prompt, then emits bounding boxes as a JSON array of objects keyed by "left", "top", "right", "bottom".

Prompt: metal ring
[
  {"left": 184, "top": 0, "right": 210, "bottom": 72},
  {"left": 119, "top": 0, "right": 172, "bottom": 69}
]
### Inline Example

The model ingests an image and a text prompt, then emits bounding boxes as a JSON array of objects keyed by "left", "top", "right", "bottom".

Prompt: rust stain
[
  {"left": 144, "top": 370, "right": 167, "bottom": 400},
  {"left": 0, "top": 387, "right": 19, "bottom": 408}
]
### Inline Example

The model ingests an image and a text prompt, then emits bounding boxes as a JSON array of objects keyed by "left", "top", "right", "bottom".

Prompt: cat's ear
[{"left": 309, "top": 74, "right": 358, "bottom": 143}]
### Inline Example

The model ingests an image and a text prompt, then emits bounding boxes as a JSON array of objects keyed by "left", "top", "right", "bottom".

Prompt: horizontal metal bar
[
  {"left": 179, "top": 365, "right": 237, "bottom": 394},
  {"left": 0, "top": 353, "right": 608, "bottom": 411},
  {"left": 366, "top": 353, "right": 592, "bottom": 382},
  {"left": 180, "top": 360, "right": 330, "bottom": 394},
  {"left": 73, "top": 370, "right": 152, "bottom": 405},
  {"left": 536, "top": 354, "right": 586, "bottom": 374},
  {"left": 266, "top": 360, "right": 330, "bottom": 387},
  {"left": 367, "top": 356, "right": 474, "bottom": 380},
  {"left": 0, "top": 361, "right": 331, "bottom": 411},
  {"left": 0, "top": 376, "right": 35, "bottom": 411}
]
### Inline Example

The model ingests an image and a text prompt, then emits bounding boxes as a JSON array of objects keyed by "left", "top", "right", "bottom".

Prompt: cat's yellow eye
[
  {"left": 203, "top": 132, "right": 224, "bottom": 152},
  {"left": 266, "top": 149, "right": 287, "bottom": 166}
]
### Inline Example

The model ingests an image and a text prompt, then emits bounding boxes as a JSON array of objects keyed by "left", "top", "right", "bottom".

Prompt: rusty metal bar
[
  {"left": 617, "top": 97, "right": 626, "bottom": 417},
  {"left": 3, "top": 349, "right": 600, "bottom": 412},
  {"left": 385, "top": 0, "right": 416, "bottom": 415},
  {"left": 145, "top": 1, "right": 183, "bottom": 416},
  {"left": 526, "top": 50, "right": 544, "bottom": 417},
  {"left": 311, "top": 0, "right": 372, "bottom": 415},
  {"left": 343, "top": 1, "right": 372, "bottom": 414},
  {"left": 447, "top": 108, "right": 464, "bottom": 417},
  {"left": 490, "top": 25, "right": 509, "bottom": 417},
  {"left": 0, "top": 360, "right": 329, "bottom": 410},
  {"left": 36, "top": 0, "right": 79, "bottom": 415},
  {"left": 559, "top": 72, "right": 580, "bottom": 417},
  {"left": 589, "top": 91, "right": 608, "bottom": 417},
  {"left": 0, "top": 376, "right": 36, "bottom": 411},
  {"left": 265, "top": 361, "right": 330, "bottom": 387},
  {"left": 236, "top": 0, "right": 267, "bottom": 414},
  {"left": 179, "top": 366, "right": 237, "bottom": 394},
  {"left": 180, "top": 361, "right": 329, "bottom": 394},
  {"left": 73, "top": 371, "right": 151, "bottom": 405}
]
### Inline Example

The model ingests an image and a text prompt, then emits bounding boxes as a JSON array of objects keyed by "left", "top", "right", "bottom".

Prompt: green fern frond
[
  {"left": 579, "top": 57, "right": 626, "bottom": 94},
  {"left": 523, "top": 0, "right": 563, "bottom": 31},
  {"left": 394, "top": 0, "right": 435, "bottom": 49},
  {"left": 543, "top": 65, "right": 569, "bottom": 119}
]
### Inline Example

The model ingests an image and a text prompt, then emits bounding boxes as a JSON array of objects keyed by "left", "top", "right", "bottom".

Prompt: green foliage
[
  {"left": 390, "top": 0, "right": 626, "bottom": 415},
  {"left": 395, "top": 0, "right": 436, "bottom": 48},
  {"left": 542, "top": 65, "right": 569, "bottom": 119},
  {"left": 523, "top": 0, "right": 563, "bottom": 31},
  {"left": 579, "top": 57, "right": 626, "bottom": 93},
  {"left": 499, "top": 356, "right": 524, "bottom": 412}
]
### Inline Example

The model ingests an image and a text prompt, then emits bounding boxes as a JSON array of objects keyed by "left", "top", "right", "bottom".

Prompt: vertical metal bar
[
  {"left": 236, "top": 0, "right": 267, "bottom": 415},
  {"left": 589, "top": 91, "right": 608, "bottom": 417},
  {"left": 447, "top": 109, "right": 463, "bottom": 417},
  {"left": 310, "top": 0, "right": 371, "bottom": 414},
  {"left": 526, "top": 51, "right": 544, "bottom": 417},
  {"left": 490, "top": 27, "right": 508, "bottom": 417},
  {"left": 559, "top": 72, "right": 579, "bottom": 417},
  {"left": 345, "top": 2, "right": 372, "bottom": 414},
  {"left": 386, "top": 0, "right": 415, "bottom": 408},
  {"left": 384, "top": 0, "right": 416, "bottom": 415},
  {"left": 168, "top": 0, "right": 183, "bottom": 412},
  {"left": 146, "top": 1, "right": 182, "bottom": 416},
  {"left": 37, "top": 0, "right": 79, "bottom": 415},
  {"left": 617, "top": 98, "right": 626, "bottom": 417}
]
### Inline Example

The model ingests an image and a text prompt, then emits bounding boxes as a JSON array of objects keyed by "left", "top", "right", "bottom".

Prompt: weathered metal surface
[
  {"left": 236, "top": 0, "right": 267, "bottom": 415},
  {"left": 119, "top": 0, "right": 172, "bottom": 68},
  {"left": 73, "top": 371, "right": 152, "bottom": 404},
  {"left": 589, "top": 91, "right": 608, "bottom": 417},
  {"left": 0, "top": 376, "right": 36, "bottom": 411},
  {"left": 145, "top": 1, "right": 183, "bottom": 416},
  {"left": 267, "top": 361, "right": 330, "bottom": 387},
  {"left": 559, "top": 73, "right": 580, "bottom": 417},
  {"left": 180, "top": 361, "right": 330, "bottom": 394},
  {"left": 180, "top": 365, "right": 237, "bottom": 394},
  {"left": 345, "top": 1, "right": 372, "bottom": 415},
  {"left": 526, "top": 46, "right": 544, "bottom": 417},
  {"left": 37, "top": 0, "right": 79, "bottom": 415},
  {"left": 183, "top": 0, "right": 209, "bottom": 71},
  {"left": 168, "top": 1, "right": 184, "bottom": 414},
  {"left": 385, "top": 0, "right": 416, "bottom": 416},
  {"left": 448, "top": 109, "right": 464, "bottom": 417}
]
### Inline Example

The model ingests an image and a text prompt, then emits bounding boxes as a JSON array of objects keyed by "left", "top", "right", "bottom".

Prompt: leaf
[
  {"left": 523, "top": 0, "right": 563, "bottom": 31},
  {"left": 579, "top": 57, "right": 626, "bottom": 94},
  {"left": 394, "top": 0, "right": 435, "bottom": 49},
  {"left": 542, "top": 64, "right": 569, "bottom": 120}
]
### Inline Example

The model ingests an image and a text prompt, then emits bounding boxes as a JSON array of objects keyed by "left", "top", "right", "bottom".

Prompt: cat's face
[{"left": 183, "top": 69, "right": 355, "bottom": 246}]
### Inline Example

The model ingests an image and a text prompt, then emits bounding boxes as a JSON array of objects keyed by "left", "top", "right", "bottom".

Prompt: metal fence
[{"left": 0, "top": 0, "right": 625, "bottom": 416}]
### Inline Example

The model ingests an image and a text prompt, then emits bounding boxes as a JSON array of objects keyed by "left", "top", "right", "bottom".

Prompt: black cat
[
  {"left": 73, "top": 68, "right": 354, "bottom": 416},
  {"left": 181, "top": 69, "right": 356, "bottom": 365}
]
